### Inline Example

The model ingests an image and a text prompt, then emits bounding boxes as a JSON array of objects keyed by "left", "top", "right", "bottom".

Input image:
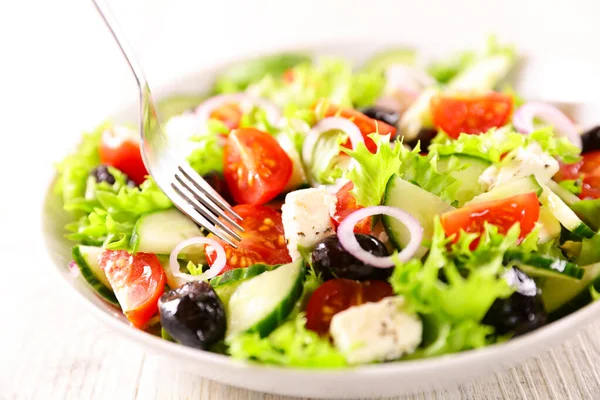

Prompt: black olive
[
  {"left": 482, "top": 267, "right": 547, "bottom": 337},
  {"left": 202, "top": 171, "right": 233, "bottom": 204},
  {"left": 158, "top": 281, "right": 226, "bottom": 350},
  {"left": 311, "top": 234, "right": 392, "bottom": 281},
  {"left": 581, "top": 125, "right": 600, "bottom": 154},
  {"left": 90, "top": 165, "right": 136, "bottom": 187},
  {"left": 405, "top": 128, "right": 438, "bottom": 151},
  {"left": 360, "top": 106, "right": 400, "bottom": 128}
]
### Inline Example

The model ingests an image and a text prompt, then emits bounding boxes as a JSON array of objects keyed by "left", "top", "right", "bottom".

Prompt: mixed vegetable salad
[{"left": 55, "top": 37, "right": 600, "bottom": 368}]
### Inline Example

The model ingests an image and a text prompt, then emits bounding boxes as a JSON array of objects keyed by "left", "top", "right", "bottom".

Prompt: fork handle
[{"left": 91, "top": 0, "right": 147, "bottom": 92}]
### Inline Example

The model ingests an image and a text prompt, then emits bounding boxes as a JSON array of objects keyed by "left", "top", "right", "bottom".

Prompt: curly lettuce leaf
[
  {"left": 65, "top": 178, "right": 172, "bottom": 249},
  {"left": 343, "top": 135, "right": 460, "bottom": 207},
  {"left": 187, "top": 132, "right": 224, "bottom": 176},
  {"left": 227, "top": 314, "right": 347, "bottom": 368},
  {"left": 396, "top": 143, "right": 461, "bottom": 204},
  {"left": 430, "top": 127, "right": 581, "bottom": 164},
  {"left": 390, "top": 221, "right": 516, "bottom": 355},
  {"left": 342, "top": 134, "right": 402, "bottom": 207},
  {"left": 248, "top": 57, "right": 384, "bottom": 112},
  {"left": 54, "top": 122, "right": 107, "bottom": 207},
  {"left": 558, "top": 179, "right": 583, "bottom": 196}
]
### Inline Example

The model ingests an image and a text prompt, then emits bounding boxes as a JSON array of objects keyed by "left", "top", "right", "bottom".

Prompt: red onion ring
[
  {"left": 337, "top": 206, "right": 423, "bottom": 268},
  {"left": 513, "top": 102, "right": 582, "bottom": 149},
  {"left": 302, "top": 117, "right": 364, "bottom": 166},
  {"left": 169, "top": 237, "right": 226, "bottom": 286},
  {"left": 195, "top": 93, "right": 281, "bottom": 125},
  {"left": 68, "top": 261, "right": 81, "bottom": 277}
]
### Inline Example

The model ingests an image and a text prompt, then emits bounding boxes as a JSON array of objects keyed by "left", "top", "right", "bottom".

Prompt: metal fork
[{"left": 91, "top": 0, "right": 243, "bottom": 247}]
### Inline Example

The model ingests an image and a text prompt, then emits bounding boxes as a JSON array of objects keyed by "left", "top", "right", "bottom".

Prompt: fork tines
[{"left": 170, "top": 163, "right": 243, "bottom": 248}]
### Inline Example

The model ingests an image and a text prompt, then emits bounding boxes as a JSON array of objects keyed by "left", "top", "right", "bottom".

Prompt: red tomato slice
[
  {"left": 305, "top": 279, "right": 394, "bottom": 335},
  {"left": 555, "top": 151, "right": 600, "bottom": 200},
  {"left": 205, "top": 204, "right": 291, "bottom": 274},
  {"left": 210, "top": 103, "right": 243, "bottom": 131},
  {"left": 100, "top": 250, "right": 165, "bottom": 329},
  {"left": 331, "top": 181, "right": 371, "bottom": 234},
  {"left": 99, "top": 126, "right": 149, "bottom": 185},
  {"left": 312, "top": 100, "right": 396, "bottom": 153},
  {"left": 431, "top": 92, "right": 513, "bottom": 139},
  {"left": 223, "top": 128, "right": 293, "bottom": 205},
  {"left": 440, "top": 192, "right": 540, "bottom": 248}
]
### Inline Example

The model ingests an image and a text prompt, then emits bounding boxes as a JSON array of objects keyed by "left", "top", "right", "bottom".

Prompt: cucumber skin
[
  {"left": 249, "top": 261, "right": 307, "bottom": 338},
  {"left": 210, "top": 264, "right": 274, "bottom": 288},
  {"left": 503, "top": 250, "right": 584, "bottom": 280},
  {"left": 211, "top": 264, "right": 275, "bottom": 307},
  {"left": 71, "top": 246, "right": 119, "bottom": 307}
]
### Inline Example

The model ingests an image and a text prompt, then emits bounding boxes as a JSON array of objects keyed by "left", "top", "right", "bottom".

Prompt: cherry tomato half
[
  {"left": 205, "top": 204, "right": 291, "bottom": 274},
  {"left": 99, "top": 126, "right": 149, "bottom": 185},
  {"left": 555, "top": 151, "right": 600, "bottom": 200},
  {"left": 312, "top": 100, "right": 396, "bottom": 153},
  {"left": 223, "top": 128, "right": 293, "bottom": 205},
  {"left": 210, "top": 103, "right": 243, "bottom": 131},
  {"left": 331, "top": 181, "right": 372, "bottom": 234},
  {"left": 100, "top": 250, "right": 166, "bottom": 329},
  {"left": 305, "top": 279, "right": 394, "bottom": 336},
  {"left": 440, "top": 192, "right": 540, "bottom": 248},
  {"left": 431, "top": 92, "right": 513, "bottom": 139}
]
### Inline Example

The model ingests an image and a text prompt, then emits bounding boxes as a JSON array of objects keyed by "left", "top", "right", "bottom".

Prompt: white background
[{"left": 2, "top": 0, "right": 600, "bottom": 398}]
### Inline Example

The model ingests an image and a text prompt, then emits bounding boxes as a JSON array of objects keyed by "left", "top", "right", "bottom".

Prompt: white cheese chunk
[
  {"left": 329, "top": 297, "right": 423, "bottom": 364},
  {"left": 478, "top": 142, "right": 559, "bottom": 191},
  {"left": 281, "top": 188, "right": 337, "bottom": 260}
]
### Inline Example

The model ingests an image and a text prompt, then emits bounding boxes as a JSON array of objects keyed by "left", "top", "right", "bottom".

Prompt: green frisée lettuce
[
  {"left": 187, "top": 132, "right": 225, "bottom": 176},
  {"left": 65, "top": 178, "right": 172, "bottom": 249},
  {"left": 342, "top": 134, "right": 401, "bottom": 206},
  {"left": 227, "top": 314, "right": 347, "bottom": 368},
  {"left": 430, "top": 127, "right": 581, "bottom": 164},
  {"left": 54, "top": 122, "right": 107, "bottom": 207},
  {"left": 390, "top": 221, "right": 517, "bottom": 356},
  {"left": 248, "top": 57, "right": 384, "bottom": 111},
  {"left": 343, "top": 135, "right": 460, "bottom": 207}
]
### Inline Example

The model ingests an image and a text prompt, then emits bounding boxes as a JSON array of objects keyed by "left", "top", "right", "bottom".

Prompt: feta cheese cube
[
  {"left": 281, "top": 188, "right": 337, "bottom": 260},
  {"left": 329, "top": 297, "right": 423, "bottom": 364},
  {"left": 478, "top": 142, "right": 559, "bottom": 191}
]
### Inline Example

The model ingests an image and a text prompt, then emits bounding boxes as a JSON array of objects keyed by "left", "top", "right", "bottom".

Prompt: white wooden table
[{"left": 3, "top": 0, "right": 600, "bottom": 398}]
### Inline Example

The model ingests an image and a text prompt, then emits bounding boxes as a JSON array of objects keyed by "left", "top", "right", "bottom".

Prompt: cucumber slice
[
  {"left": 546, "top": 180, "right": 580, "bottom": 207},
  {"left": 537, "top": 205, "right": 561, "bottom": 244},
  {"left": 226, "top": 259, "right": 305, "bottom": 338},
  {"left": 276, "top": 132, "right": 307, "bottom": 192},
  {"left": 447, "top": 53, "right": 514, "bottom": 92},
  {"left": 540, "top": 184, "right": 595, "bottom": 239},
  {"left": 71, "top": 245, "right": 118, "bottom": 306},
  {"left": 504, "top": 249, "right": 584, "bottom": 280},
  {"left": 210, "top": 264, "right": 273, "bottom": 306},
  {"left": 382, "top": 175, "right": 454, "bottom": 256},
  {"left": 437, "top": 154, "right": 490, "bottom": 206},
  {"left": 361, "top": 49, "right": 416, "bottom": 74},
  {"left": 543, "top": 263, "right": 600, "bottom": 316},
  {"left": 130, "top": 209, "right": 203, "bottom": 254},
  {"left": 465, "top": 175, "right": 542, "bottom": 206}
]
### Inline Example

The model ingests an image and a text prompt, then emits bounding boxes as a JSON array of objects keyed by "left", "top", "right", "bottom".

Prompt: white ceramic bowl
[{"left": 42, "top": 40, "right": 600, "bottom": 399}]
